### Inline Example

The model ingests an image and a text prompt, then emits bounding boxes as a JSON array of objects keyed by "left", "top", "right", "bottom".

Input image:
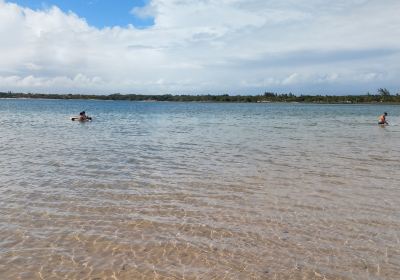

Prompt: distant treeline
[{"left": 1, "top": 88, "right": 399, "bottom": 103}]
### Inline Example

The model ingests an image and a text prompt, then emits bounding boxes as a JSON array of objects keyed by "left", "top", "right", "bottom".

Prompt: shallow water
[{"left": 0, "top": 99, "right": 399, "bottom": 279}]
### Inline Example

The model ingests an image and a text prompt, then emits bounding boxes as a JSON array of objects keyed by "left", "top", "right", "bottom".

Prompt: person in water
[
  {"left": 79, "top": 111, "right": 88, "bottom": 121},
  {"left": 378, "top": 112, "right": 388, "bottom": 125}
]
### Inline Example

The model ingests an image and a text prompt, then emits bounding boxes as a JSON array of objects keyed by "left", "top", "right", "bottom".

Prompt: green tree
[
  {"left": 378, "top": 88, "right": 391, "bottom": 102},
  {"left": 378, "top": 88, "right": 390, "bottom": 96}
]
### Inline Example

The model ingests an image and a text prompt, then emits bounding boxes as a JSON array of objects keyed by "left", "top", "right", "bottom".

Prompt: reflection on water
[{"left": 1, "top": 100, "right": 400, "bottom": 279}]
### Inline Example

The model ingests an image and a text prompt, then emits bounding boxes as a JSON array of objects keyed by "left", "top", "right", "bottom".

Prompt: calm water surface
[{"left": 0, "top": 99, "right": 399, "bottom": 279}]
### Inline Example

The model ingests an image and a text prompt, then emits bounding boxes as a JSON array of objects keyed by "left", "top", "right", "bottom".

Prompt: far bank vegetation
[{"left": 1, "top": 88, "right": 399, "bottom": 103}]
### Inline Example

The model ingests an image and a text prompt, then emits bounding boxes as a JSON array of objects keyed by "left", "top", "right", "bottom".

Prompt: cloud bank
[{"left": 0, "top": 0, "right": 399, "bottom": 94}]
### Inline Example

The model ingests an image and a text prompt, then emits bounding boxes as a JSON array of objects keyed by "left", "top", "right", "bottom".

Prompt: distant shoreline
[{"left": 1, "top": 92, "right": 400, "bottom": 104}]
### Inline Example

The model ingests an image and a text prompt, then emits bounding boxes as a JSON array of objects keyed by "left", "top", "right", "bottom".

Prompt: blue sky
[
  {"left": 0, "top": 0, "right": 399, "bottom": 95},
  {"left": 10, "top": 0, "right": 154, "bottom": 28}
]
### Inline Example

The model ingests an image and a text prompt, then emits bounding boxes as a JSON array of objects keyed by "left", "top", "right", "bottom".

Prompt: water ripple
[{"left": 0, "top": 100, "right": 400, "bottom": 279}]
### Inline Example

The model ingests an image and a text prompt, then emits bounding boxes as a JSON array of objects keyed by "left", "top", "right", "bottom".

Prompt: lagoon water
[{"left": 0, "top": 99, "right": 400, "bottom": 279}]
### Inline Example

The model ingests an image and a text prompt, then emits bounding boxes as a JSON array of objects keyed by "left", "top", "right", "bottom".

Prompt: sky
[
  {"left": 0, "top": 0, "right": 399, "bottom": 95},
  {"left": 10, "top": 0, "right": 154, "bottom": 28}
]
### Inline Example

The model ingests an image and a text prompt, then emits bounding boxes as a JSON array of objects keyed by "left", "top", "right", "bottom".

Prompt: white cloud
[
  {"left": 282, "top": 73, "right": 300, "bottom": 85},
  {"left": 0, "top": 0, "right": 399, "bottom": 94},
  {"left": 131, "top": 2, "right": 157, "bottom": 19}
]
